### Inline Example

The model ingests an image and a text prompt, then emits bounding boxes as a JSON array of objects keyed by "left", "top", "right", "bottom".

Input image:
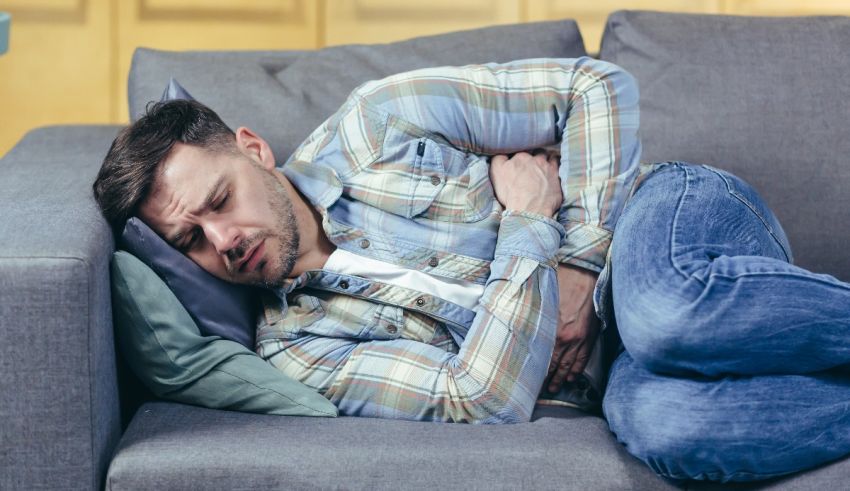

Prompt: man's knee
[
  {"left": 613, "top": 284, "right": 703, "bottom": 373},
  {"left": 605, "top": 400, "right": 731, "bottom": 481},
  {"left": 604, "top": 364, "right": 725, "bottom": 481}
]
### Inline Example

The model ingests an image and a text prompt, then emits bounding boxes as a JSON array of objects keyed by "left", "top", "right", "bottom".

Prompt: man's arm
[
  {"left": 352, "top": 56, "right": 641, "bottom": 273},
  {"left": 263, "top": 155, "right": 564, "bottom": 423},
  {"left": 353, "top": 58, "right": 639, "bottom": 389}
]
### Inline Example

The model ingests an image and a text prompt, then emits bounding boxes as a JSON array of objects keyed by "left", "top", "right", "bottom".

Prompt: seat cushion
[
  {"left": 599, "top": 10, "right": 850, "bottom": 281},
  {"left": 127, "top": 19, "right": 587, "bottom": 166},
  {"left": 106, "top": 402, "right": 675, "bottom": 490}
]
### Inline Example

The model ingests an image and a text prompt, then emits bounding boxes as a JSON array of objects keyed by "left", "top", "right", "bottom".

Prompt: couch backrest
[
  {"left": 128, "top": 20, "right": 587, "bottom": 165},
  {"left": 600, "top": 10, "right": 850, "bottom": 280}
]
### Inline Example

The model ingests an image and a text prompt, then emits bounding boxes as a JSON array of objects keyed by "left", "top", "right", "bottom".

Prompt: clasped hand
[{"left": 489, "top": 151, "right": 601, "bottom": 393}]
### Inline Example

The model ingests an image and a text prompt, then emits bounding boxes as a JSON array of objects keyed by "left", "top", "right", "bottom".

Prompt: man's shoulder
[{"left": 287, "top": 93, "right": 391, "bottom": 181}]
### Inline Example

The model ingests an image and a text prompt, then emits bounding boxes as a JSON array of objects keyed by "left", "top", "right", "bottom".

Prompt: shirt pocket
[
  {"left": 420, "top": 153, "right": 498, "bottom": 223},
  {"left": 348, "top": 113, "right": 497, "bottom": 223},
  {"left": 305, "top": 291, "right": 405, "bottom": 341},
  {"left": 364, "top": 303, "right": 406, "bottom": 340},
  {"left": 257, "top": 291, "right": 325, "bottom": 342},
  {"left": 344, "top": 114, "right": 445, "bottom": 219}
]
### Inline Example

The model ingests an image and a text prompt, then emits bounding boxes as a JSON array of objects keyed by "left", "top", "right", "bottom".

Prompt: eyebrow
[{"left": 167, "top": 175, "right": 226, "bottom": 246}]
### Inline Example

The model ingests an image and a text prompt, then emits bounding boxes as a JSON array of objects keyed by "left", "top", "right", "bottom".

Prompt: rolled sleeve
[{"left": 495, "top": 211, "right": 565, "bottom": 268}]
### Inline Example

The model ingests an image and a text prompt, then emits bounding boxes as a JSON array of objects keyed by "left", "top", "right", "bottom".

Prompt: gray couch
[{"left": 3, "top": 10, "right": 850, "bottom": 490}]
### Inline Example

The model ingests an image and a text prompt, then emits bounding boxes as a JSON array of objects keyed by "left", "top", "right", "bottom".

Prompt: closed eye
[
  {"left": 213, "top": 190, "right": 230, "bottom": 211},
  {"left": 180, "top": 227, "right": 203, "bottom": 252}
]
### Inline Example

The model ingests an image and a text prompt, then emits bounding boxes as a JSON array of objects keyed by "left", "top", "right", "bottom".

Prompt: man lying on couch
[{"left": 92, "top": 57, "right": 850, "bottom": 483}]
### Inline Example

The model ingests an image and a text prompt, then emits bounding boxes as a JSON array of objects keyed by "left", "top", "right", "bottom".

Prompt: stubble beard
[
  {"left": 228, "top": 167, "right": 299, "bottom": 289},
  {"left": 260, "top": 168, "right": 299, "bottom": 288}
]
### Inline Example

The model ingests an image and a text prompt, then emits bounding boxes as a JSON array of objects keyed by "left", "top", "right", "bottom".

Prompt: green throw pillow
[{"left": 110, "top": 251, "right": 338, "bottom": 417}]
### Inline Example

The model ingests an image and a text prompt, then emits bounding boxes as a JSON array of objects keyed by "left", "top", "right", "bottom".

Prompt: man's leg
[
  {"left": 603, "top": 350, "right": 850, "bottom": 482},
  {"left": 610, "top": 162, "right": 850, "bottom": 377},
  {"left": 602, "top": 162, "right": 850, "bottom": 481}
]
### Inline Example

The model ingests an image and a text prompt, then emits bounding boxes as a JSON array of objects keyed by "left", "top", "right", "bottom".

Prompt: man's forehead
[
  {"left": 149, "top": 144, "right": 229, "bottom": 197},
  {"left": 139, "top": 147, "right": 228, "bottom": 239},
  {"left": 159, "top": 143, "right": 223, "bottom": 180}
]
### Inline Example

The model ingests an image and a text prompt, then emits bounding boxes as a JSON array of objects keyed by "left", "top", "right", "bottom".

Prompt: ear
[{"left": 234, "top": 126, "right": 276, "bottom": 171}]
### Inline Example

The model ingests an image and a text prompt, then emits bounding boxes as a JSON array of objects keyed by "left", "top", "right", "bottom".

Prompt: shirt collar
[{"left": 280, "top": 160, "right": 343, "bottom": 211}]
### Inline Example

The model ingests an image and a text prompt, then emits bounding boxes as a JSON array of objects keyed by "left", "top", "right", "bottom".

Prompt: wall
[{"left": 1, "top": 0, "right": 848, "bottom": 157}]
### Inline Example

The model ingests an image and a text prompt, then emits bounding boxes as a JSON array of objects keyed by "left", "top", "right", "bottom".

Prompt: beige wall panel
[
  {"left": 526, "top": 0, "right": 722, "bottom": 53},
  {"left": 726, "top": 0, "right": 850, "bottom": 15},
  {"left": 324, "top": 0, "right": 521, "bottom": 46},
  {"left": 0, "top": 0, "right": 112, "bottom": 158},
  {"left": 114, "top": 0, "right": 319, "bottom": 122}
]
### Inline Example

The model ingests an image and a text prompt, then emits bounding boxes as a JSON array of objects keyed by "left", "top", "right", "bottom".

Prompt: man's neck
[{"left": 276, "top": 170, "right": 336, "bottom": 276}]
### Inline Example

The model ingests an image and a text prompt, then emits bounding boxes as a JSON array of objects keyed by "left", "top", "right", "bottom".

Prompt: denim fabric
[{"left": 602, "top": 162, "right": 850, "bottom": 482}]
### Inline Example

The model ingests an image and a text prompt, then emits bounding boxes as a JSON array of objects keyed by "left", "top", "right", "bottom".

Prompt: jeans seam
[
  {"left": 705, "top": 269, "right": 850, "bottom": 291},
  {"left": 702, "top": 166, "right": 793, "bottom": 263},
  {"left": 727, "top": 190, "right": 793, "bottom": 263},
  {"left": 670, "top": 164, "right": 708, "bottom": 286}
]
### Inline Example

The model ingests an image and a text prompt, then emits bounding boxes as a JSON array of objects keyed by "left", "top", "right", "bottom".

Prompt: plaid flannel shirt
[{"left": 256, "top": 57, "right": 642, "bottom": 423}]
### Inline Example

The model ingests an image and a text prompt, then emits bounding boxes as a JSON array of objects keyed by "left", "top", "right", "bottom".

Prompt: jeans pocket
[{"left": 700, "top": 164, "right": 793, "bottom": 263}]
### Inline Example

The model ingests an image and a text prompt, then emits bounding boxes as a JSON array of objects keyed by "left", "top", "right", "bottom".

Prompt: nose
[{"left": 203, "top": 217, "right": 241, "bottom": 256}]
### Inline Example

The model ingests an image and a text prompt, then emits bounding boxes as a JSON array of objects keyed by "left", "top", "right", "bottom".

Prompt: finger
[
  {"left": 567, "top": 348, "right": 589, "bottom": 382},
  {"left": 490, "top": 154, "right": 508, "bottom": 166},
  {"left": 554, "top": 340, "right": 583, "bottom": 388},
  {"left": 547, "top": 344, "right": 565, "bottom": 375},
  {"left": 548, "top": 353, "right": 572, "bottom": 393},
  {"left": 548, "top": 343, "right": 580, "bottom": 393},
  {"left": 572, "top": 344, "right": 590, "bottom": 373}
]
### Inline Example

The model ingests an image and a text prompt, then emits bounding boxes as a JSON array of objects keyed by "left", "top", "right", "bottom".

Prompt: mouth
[{"left": 238, "top": 240, "right": 265, "bottom": 274}]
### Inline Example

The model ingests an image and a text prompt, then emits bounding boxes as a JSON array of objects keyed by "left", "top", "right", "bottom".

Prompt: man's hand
[
  {"left": 489, "top": 151, "right": 599, "bottom": 392},
  {"left": 489, "top": 152, "right": 562, "bottom": 216},
  {"left": 547, "top": 264, "right": 600, "bottom": 392}
]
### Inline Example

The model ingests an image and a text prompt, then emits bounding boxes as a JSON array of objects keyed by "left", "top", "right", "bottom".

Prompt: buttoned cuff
[
  {"left": 495, "top": 211, "right": 565, "bottom": 268},
  {"left": 554, "top": 221, "right": 613, "bottom": 273}
]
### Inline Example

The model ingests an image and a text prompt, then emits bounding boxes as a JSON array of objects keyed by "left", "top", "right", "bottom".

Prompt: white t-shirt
[{"left": 322, "top": 248, "right": 484, "bottom": 310}]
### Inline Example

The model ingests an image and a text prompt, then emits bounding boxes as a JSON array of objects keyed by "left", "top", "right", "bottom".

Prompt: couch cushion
[
  {"left": 106, "top": 402, "right": 675, "bottom": 490},
  {"left": 110, "top": 251, "right": 337, "bottom": 417},
  {"left": 128, "top": 19, "right": 587, "bottom": 166},
  {"left": 120, "top": 217, "right": 261, "bottom": 349},
  {"left": 599, "top": 11, "right": 850, "bottom": 281}
]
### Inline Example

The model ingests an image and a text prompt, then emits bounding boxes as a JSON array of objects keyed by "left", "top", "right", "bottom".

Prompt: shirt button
[
  {"left": 430, "top": 176, "right": 441, "bottom": 186},
  {"left": 415, "top": 297, "right": 425, "bottom": 306},
  {"left": 386, "top": 324, "right": 398, "bottom": 334},
  {"left": 428, "top": 257, "right": 439, "bottom": 267},
  {"left": 339, "top": 280, "right": 349, "bottom": 289},
  {"left": 359, "top": 239, "right": 370, "bottom": 249}
]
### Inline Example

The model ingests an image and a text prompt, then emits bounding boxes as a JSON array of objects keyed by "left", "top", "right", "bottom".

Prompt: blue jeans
[{"left": 601, "top": 162, "right": 850, "bottom": 483}]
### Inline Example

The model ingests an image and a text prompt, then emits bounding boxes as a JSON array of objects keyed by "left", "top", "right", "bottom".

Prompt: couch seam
[{"left": 83, "top": 255, "right": 99, "bottom": 491}]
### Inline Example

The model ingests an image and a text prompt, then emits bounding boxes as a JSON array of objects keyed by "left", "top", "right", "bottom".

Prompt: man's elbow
[{"left": 459, "top": 395, "right": 534, "bottom": 424}]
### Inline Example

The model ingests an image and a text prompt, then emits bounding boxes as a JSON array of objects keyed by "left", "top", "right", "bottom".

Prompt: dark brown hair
[{"left": 92, "top": 99, "right": 237, "bottom": 233}]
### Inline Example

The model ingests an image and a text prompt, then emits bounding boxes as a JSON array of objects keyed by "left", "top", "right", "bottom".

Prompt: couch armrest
[{"left": 0, "top": 125, "right": 123, "bottom": 490}]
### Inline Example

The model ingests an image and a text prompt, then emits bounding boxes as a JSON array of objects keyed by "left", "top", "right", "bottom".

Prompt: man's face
[{"left": 139, "top": 141, "right": 299, "bottom": 288}]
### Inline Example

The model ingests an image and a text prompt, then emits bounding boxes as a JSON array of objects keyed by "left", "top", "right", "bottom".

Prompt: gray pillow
[
  {"left": 128, "top": 19, "right": 587, "bottom": 163},
  {"left": 110, "top": 250, "right": 338, "bottom": 417},
  {"left": 120, "top": 217, "right": 260, "bottom": 349},
  {"left": 599, "top": 10, "right": 850, "bottom": 281}
]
